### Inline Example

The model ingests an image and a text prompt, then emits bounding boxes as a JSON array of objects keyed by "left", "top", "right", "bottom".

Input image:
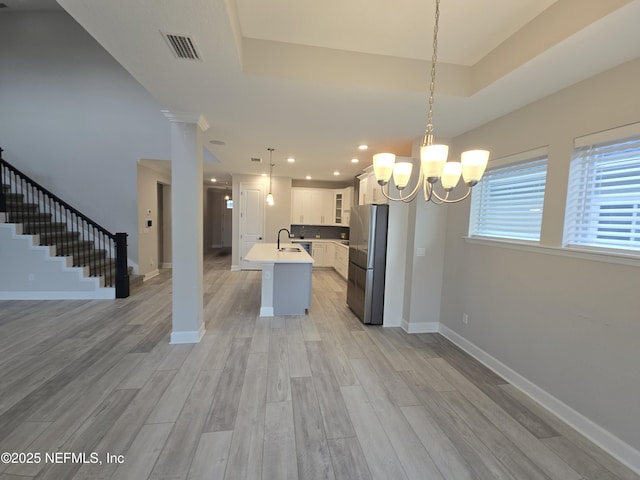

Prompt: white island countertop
[{"left": 245, "top": 243, "right": 314, "bottom": 264}]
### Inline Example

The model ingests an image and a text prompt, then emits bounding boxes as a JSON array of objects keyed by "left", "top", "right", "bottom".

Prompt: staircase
[
  {"left": 2, "top": 184, "right": 119, "bottom": 280},
  {"left": 1, "top": 151, "right": 132, "bottom": 298}
]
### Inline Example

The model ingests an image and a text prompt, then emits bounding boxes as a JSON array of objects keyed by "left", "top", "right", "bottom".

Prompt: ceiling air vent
[
  {"left": 251, "top": 157, "right": 262, "bottom": 163},
  {"left": 162, "top": 32, "right": 201, "bottom": 61}
]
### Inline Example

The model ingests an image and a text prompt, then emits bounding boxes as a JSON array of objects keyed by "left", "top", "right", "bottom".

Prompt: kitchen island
[{"left": 244, "top": 243, "right": 314, "bottom": 317}]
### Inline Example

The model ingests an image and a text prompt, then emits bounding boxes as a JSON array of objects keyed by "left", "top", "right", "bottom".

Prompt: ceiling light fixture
[
  {"left": 358, "top": 144, "right": 368, "bottom": 151},
  {"left": 210, "top": 178, "right": 217, "bottom": 182},
  {"left": 266, "top": 148, "right": 275, "bottom": 206},
  {"left": 305, "top": 175, "right": 312, "bottom": 180},
  {"left": 372, "top": 0, "right": 489, "bottom": 204},
  {"left": 351, "top": 158, "right": 359, "bottom": 163},
  {"left": 287, "top": 157, "right": 295, "bottom": 163},
  {"left": 333, "top": 171, "right": 340, "bottom": 176}
]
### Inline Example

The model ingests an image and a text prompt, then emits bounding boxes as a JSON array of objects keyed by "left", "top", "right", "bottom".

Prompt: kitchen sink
[{"left": 279, "top": 247, "right": 301, "bottom": 252}]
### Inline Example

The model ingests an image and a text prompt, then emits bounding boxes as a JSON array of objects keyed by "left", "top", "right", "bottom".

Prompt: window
[
  {"left": 469, "top": 154, "right": 548, "bottom": 241},
  {"left": 564, "top": 133, "right": 640, "bottom": 253}
]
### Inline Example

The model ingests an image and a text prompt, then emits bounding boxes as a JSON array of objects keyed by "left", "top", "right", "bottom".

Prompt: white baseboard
[
  {"left": 231, "top": 264, "right": 241, "bottom": 272},
  {"left": 438, "top": 324, "right": 640, "bottom": 475},
  {"left": 401, "top": 318, "right": 439, "bottom": 333},
  {"left": 144, "top": 269, "right": 160, "bottom": 281},
  {"left": 0, "top": 288, "right": 115, "bottom": 300},
  {"left": 170, "top": 324, "right": 206, "bottom": 344},
  {"left": 260, "top": 306, "right": 274, "bottom": 317},
  {"left": 161, "top": 263, "right": 172, "bottom": 269}
]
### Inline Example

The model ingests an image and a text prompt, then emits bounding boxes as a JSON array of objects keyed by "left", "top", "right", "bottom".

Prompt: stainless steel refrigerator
[{"left": 347, "top": 204, "right": 389, "bottom": 325}]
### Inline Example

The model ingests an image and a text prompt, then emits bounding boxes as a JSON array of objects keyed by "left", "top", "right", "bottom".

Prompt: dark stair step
[
  {"left": 54, "top": 240, "right": 95, "bottom": 256},
  {"left": 21, "top": 222, "right": 67, "bottom": 234},
  {"left": 72, "top": 249, "right": 108, "bottom": 265},
  {"left": 38, "top": 231, "right": 80, "bottom": 245},
  {"left": 7, "top": 211, "right": 52, "bottom": 223},
  {"left": 2, "top": 184, "right": 10, "bottom": 194},
  {"left": 80, "top": 258, "right": 117, "bottom": 277},
  {"left": 3, "top": 192, "right": 25, "bottom": 203},
  {"left": 6, "top": 201, "right": 39, "bottom": 213}
]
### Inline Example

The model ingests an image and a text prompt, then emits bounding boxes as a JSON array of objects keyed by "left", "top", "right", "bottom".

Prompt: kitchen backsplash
[{"left": 290, "top": 225, "right": 349, "bottom": 240}]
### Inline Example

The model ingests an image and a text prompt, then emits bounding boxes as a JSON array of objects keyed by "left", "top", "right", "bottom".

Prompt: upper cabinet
[
  {"left": 358, "top": 166, "right": 387, "bottom": 205},
  {"left": 291, "top": 187, "right": 353, "bottom": 226},
  {"left": 334, "top": 187, "right": 353, "bottom": 225},
  {"left": 291, "top": 188, "right": 334, "bottom": 225}
]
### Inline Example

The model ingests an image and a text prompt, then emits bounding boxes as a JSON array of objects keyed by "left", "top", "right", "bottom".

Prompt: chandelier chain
[{"left": 424, "top": 0, "right": 440, "bottom": 147}]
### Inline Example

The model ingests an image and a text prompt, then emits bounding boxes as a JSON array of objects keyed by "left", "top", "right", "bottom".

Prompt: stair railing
[{"left": 0, "top": 148, "right": 130, "bottom": 298}]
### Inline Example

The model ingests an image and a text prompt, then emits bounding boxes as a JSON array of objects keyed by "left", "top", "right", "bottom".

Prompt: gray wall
[
  {"left": 0, "top": 11, "right": 170, "bottom": 266},
  {"left": 441, "top": 58, "right": 640, "bottom": 454}
]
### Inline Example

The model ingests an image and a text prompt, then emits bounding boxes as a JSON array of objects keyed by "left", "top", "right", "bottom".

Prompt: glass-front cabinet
[
  {"left": 334, "top": 192, "right": 343, "bottom": 224},
  {"left": 333, "top": 187, "right": 353, "bottom": 225}
]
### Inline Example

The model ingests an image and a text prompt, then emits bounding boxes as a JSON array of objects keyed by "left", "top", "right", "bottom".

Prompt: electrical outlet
[{"left": 462, "top": 313, "right": 469, "bottom": 325}]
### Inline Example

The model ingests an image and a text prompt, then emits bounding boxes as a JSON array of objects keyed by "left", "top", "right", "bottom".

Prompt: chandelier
[
  {"left": 266, "top": 147, "right": 275, "bottom": 206},
  {"left": 372, "top": 0, "right": 489, "bottom": 204}
]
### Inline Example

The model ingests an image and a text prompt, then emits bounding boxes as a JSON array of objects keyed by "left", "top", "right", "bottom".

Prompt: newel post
[
  {"left": 0, "top": 147, "right": 6, "bottom": 213},
  {"left": 115, "top": 232, "right": 130, "bottom": 298}
]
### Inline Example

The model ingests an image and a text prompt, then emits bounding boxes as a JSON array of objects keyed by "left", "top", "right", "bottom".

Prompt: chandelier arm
[
  {"left": 378, "top": 166, "right": 424, "bottom": 203},
  {"left": 379, "top": 183, "right": 410, "bottom": 203},
  {"left": 401, "top": 167, "right": 424, "bottom": 201},
  {"left": 430, "top": 185, "right": 473, "bottom": 204}
]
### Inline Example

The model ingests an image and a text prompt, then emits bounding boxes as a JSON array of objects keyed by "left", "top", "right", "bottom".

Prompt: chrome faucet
[{"left": 277, "top": 228, "right": 291, "bottom": 250}]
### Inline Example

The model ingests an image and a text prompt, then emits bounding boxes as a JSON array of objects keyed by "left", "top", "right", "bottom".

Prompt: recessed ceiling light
[
  {"left": 305, "top": 175, "right": 312, "bottom": 180},
  {"left": 333, "top": 171, "right": 340, "bottom": 176},
  {"left": 261, "top": 173, "right": 267, "bottom": 177},
  {"left": 351, "top": 158, "right": 359, "bottom": 163},
  {"left": 210, "top": 178, "right": 217, "bottom": 182},
  {"left": 287, "top": 157, "right": 295, "bottom": 163},
  {"left": 358, "top": 144, "right": 368, "bottom": 151}
]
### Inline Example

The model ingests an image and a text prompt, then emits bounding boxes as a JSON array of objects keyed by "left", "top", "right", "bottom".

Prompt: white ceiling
[{"left": 8, "top": 0, "right": 640, "bottom": 183}]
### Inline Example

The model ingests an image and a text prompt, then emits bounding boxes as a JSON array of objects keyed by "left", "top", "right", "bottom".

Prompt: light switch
[{"left": 417, "top": 247, "right": 426, "bottom": 257}]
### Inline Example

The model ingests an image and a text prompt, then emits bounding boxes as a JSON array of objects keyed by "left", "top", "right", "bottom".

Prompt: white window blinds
[
  {"left": 564, "top": 134, "right": 640, "bottom": 252},
  {"left": 469, "top": 157, "right": 547, "bottom": 241}
]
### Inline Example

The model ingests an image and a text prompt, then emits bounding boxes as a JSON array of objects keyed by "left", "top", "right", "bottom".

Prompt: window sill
[{"left": 463, "top": 236, "right": 640, "bottom": 268}]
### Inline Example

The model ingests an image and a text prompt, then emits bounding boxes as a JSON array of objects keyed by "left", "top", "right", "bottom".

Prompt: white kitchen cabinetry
[
  {"left": 334, "top": 187, "right": 353, "bottom": 225},
  {"left": 358, "top": 167, "right": 387, "bottom": 205},
  {"left": 291, "top": 188, "right": 334, "bottom": 225},
  {"left": 325, "top": 241, "right": 335, "bottom": 267},
  {"left": 312, "top": 243, "right": 328, "bottom": 267},
  {"left": 333, "top": 243, "right": 348, "bottom": 279}
]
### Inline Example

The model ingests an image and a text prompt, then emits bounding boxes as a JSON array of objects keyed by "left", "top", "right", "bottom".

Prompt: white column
[{"left": 162, "top": 110, "right": 209, "bottom": 344}]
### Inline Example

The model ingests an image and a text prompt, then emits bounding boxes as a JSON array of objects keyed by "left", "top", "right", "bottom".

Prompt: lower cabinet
[
  {"left": 306, "top": 241, "right": 349, "bottom": 277},
  {"left": 311, "top": 243, "right": 328, "bottom": 267},
  {"left": 333, "top": 244, "right": 348, "bottom": 280}
]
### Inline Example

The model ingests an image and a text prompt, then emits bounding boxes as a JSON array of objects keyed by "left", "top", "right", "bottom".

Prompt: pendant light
[{"left": 266, "top": 147, "right": 275, "bottom": 206}]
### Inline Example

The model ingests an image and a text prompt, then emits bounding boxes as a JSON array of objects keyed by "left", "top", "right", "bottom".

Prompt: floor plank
[{"left": 291, "top": 376, "right": 335, "bottom": 480}]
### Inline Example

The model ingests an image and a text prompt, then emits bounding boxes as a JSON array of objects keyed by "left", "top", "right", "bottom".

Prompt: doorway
[{"left": 239, "top": 182, "right": 265, "bottom": 270}]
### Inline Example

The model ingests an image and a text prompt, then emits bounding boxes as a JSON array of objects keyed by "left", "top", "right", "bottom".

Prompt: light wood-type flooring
[{"left": 0, "top": 249, "right": 638, "bottom": 480}]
